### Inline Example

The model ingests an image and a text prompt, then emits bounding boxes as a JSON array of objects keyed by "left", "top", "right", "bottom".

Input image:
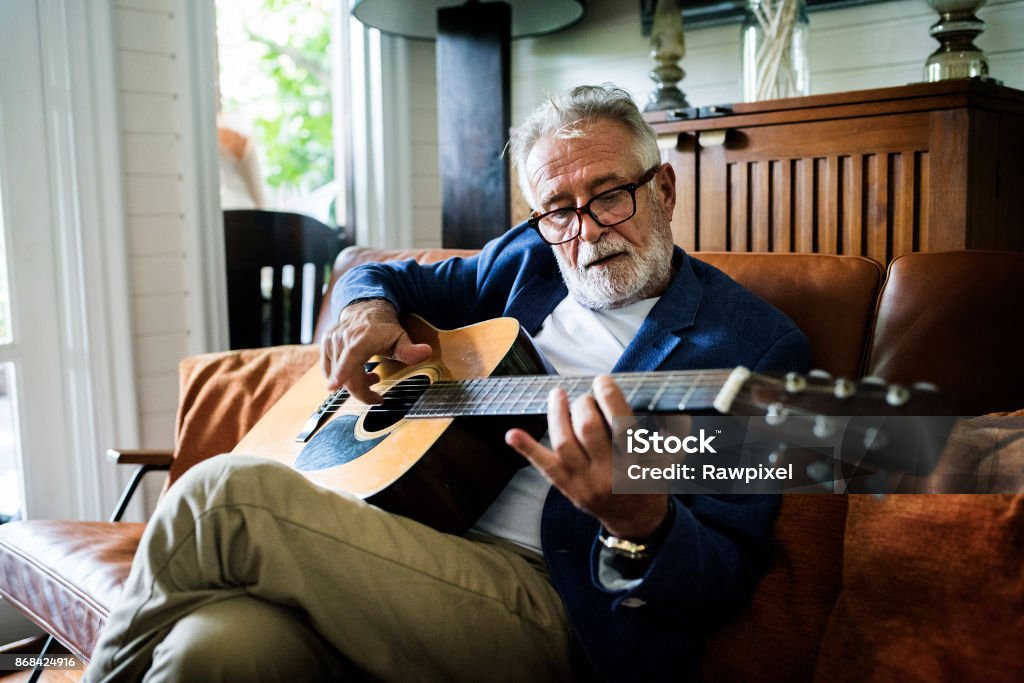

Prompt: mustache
[{"left": 576, "top": 236, "right": 634, "bottom": 269}]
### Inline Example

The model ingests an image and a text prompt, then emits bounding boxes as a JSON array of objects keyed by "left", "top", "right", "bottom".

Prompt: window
[
  {"left": 215, "top": 0, "right": 349, "bottom": 227},
  {"left": 0, "top": 173, "right": 23, "bottom": 523}
]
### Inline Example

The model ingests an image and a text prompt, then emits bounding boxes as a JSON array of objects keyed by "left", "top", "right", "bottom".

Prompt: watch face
[{"left": 600, "top": 533, "right": 650, "bottom": 560}]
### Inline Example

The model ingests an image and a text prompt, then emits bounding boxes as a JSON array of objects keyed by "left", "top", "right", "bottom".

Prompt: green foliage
[{"left": 222, "top": 0, "right": 335, "bottom": 206}]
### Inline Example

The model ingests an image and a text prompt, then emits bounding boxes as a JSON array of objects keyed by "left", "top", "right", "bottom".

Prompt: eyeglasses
[{"left": 527, "top": 166, "right": 661, "bottom": 245}]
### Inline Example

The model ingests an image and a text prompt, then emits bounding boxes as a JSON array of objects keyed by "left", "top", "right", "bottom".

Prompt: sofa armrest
[{"left": 105, "top": 449, "right": 173, "bottom": 467}]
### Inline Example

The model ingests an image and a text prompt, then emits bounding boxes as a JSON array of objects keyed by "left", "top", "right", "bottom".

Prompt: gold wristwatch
[{"left": 597, "top": 531, "right": 656, "bottom": 560}]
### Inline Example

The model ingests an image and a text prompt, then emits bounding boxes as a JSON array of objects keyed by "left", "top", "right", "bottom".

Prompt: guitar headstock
[
  {"left": 716, "top": 368, "right": 959, "bottom": 486},
  {"left": 725, "top": 369, "right": 958, "bottom": 418}
]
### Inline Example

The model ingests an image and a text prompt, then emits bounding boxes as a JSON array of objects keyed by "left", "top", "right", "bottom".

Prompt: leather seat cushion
[
  {"left": 0, "top": 521, "right": 143, "bottom": 661},
  {"left": 866, "top": 250, "right": 1024, "bottom": 415},
  {"left": 698, "top": 252, "right": 883, "bottom": 378}
]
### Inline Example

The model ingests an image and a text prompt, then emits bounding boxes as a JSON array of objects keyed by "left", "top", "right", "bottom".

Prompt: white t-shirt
[{"left": 469, "top": 295, "right": 659, "bottom": 552}]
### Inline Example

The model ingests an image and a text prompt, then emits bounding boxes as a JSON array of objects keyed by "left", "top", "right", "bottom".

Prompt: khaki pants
[{"left": 84, "top": 455, "right": 573, "bottom": 682}]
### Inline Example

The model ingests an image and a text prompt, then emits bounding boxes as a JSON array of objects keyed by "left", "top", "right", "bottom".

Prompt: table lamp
[{"left": 352, "top": 0, "right": 585, "bottom": 248}]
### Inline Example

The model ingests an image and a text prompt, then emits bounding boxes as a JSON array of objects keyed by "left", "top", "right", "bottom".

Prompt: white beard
[{"left": 552, "top": 200, "right": 675, "bottom": 310}]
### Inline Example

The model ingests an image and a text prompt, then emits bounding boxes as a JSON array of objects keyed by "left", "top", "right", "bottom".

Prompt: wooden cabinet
[{"left": 646, "top": 80, "right": 1024, "bottom": 264}]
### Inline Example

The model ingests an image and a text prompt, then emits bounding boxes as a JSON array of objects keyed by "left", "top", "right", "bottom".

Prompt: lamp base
[
  {"left": 924, "top": 0, "right": 990, "bottom": 82},
  {"left": 437, "top": 1, "right": 511, "bottom": 249}
]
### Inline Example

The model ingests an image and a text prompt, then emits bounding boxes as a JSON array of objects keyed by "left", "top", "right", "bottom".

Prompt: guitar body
[{"left": 233, "top": 316, "right": 549, "bottom": 533}]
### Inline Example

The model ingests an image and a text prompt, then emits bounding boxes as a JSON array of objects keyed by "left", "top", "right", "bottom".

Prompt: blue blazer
[{"left": 333, "top": 224, "right": 810, "bottom": 681}]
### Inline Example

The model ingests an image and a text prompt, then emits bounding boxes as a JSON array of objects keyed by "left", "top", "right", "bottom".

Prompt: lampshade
[{"left": 352, "top": 0, "right": 585, "bottom": 40}]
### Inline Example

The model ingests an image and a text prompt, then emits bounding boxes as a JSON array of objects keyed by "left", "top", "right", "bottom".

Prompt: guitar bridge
[{"left": 295, "top": 389, "right": 348, "bottom": 442}]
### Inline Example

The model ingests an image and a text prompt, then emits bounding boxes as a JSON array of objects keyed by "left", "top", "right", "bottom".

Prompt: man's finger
[
  {"left": 570, "top": 393, "right": 607, "bottom": 461},
  {"left": 505, "top": 428, "right": 562, "bottom": 485},
  {"left": 592, "top": 375, "right": 633, "bottom": 422},
  {"left": 330, "top": 347, "right": 383, "bottom": 403},
  {"left": 390, "top": 333, "right": 432, "bottom": 365}
]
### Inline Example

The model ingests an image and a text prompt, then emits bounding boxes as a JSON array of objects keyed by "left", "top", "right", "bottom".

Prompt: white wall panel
[
  {"left": 137, "top": 372, "right": 180, "bottom": 414},
  {"left": 119, "top": 52, "right": 178, "bottom": 93},
  {"left": 130, "top": 255, "right": 187, "bottom": 295},
  {"left": 127, "top": 214, "right": 185, "bottom": 255},
  {"left": 117, "top": 0, "right": 173, "bottom": 13},
  {"left": 123, "top": 133, "right": 180, "bottom": 175},
  {"left": 121, "top": 93, "right": 180, "bottom": 133},
  {"left": 132, "top": 294, "right": 189, "bottom": 336},
  {"left": 125, "top": 175, "right": 183, "bottom": 214},
  {"left": 116, "top": 7, "right": 176, "bottom": 54},
  {"left": 135, "top": 333, "right": 190, "bottom": 376}
]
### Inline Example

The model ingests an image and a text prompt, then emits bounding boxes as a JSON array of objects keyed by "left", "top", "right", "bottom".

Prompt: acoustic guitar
[{"left": 234, "top": 315, "right": 954, "bottom": 533}]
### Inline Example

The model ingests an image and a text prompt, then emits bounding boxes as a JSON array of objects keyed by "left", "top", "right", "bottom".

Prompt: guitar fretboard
[{"left": 407, "top": 370, "right": 732, "bottom": 417}]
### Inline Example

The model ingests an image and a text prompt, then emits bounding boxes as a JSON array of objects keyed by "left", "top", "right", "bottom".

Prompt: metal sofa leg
[{"left": 26, "top": 634, "right": 53, "bottom": 683}]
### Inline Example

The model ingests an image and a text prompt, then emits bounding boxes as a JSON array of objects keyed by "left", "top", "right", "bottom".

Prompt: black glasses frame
[{"left": 527, "top": 165, "right": 661, "bottom": 245}]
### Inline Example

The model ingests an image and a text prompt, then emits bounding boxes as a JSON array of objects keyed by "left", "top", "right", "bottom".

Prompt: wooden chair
[{"left": 224, "top": 209, "right": 347, "bottom": 349}]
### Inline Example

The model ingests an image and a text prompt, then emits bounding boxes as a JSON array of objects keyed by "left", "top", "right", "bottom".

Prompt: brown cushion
[
  {"left": 813, "top": 493, "right": 1024, "bottom": 683},
  {"left": 895, "top": 411, "right": 1024, "bottom": 493},
  {"left": 698, "top": 252, "right": 883, "bottom": 378},
  {"left": 703, "top": 496, "right": 848, "bottom": 683},
  {"left": 865, "top": 251, "right": 1024, "bottom": 415},
  {"left": 0, "top": 521, "right": 144, "bottom": 662},
  {"left": 170, "top": 345, "right": 319, "bottom": 486}
]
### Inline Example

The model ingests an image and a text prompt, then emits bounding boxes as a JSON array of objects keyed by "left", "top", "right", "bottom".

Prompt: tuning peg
[
  {"left": 860, "top": 376, "right": 886, "bottom": 386},
  {"left": 833, "top": 378, "right": 856, "bottom": 399},
  {"left": 785, "top": 372, "right": 807, "bottom": 393},
  {"left": 911, "top": 381, "right": 940, "bottom": 392},
  {"left": 813, "top": 415, "right": 836, "bottom": 438},
  {"left": 767, "top": 444, "right": 786, "bottom": 465},
  {"left": 808, "top": 369, "right": 832, "bottom": 381},
  {"left": 765, "top": 402, "right": 788, "bottom": 426},
  {"left": 886, "top": 384, "right": 911, "bottom": 407},
  {"left": 806, "top": 461, "right": 834, "bottom": 490}
]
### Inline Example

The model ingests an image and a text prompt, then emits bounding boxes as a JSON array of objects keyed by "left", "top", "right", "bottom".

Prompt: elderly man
[{"left": 85, "top": 85, "right": 809, "bottom": 682}]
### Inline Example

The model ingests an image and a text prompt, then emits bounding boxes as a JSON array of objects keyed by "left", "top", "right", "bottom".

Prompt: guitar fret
[
  {"left": 648, "top": 379, "right": 669, "bottom": 411},
  {"left": 503, "top": 377, "right": 530, "bottom": 415},
  {"left": 562, "top": 377, "right": 585, "bottom": 402},
  {"left": 677, "top": 372, "right": 703, "bottom": 410},
  {"left": 457, "top": 380, "right": 480, "bottom": 416},
  {"left": 525, "top": 381, "right": 547, "bottom": 414},
  {"left": 408, "top": 369, "right": 733, "bottom": 419}
]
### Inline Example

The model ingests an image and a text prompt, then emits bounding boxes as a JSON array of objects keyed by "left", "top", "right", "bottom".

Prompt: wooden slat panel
[
  {"left": 841, "top": 155, "right": 861, "bottom": 256},
  {"left": 966, "top": 109, "right": 1001, "bottom": 250},
  {"left": 728, "top": 162, "right": 749, "bottom": 251},
  {"left": 866, "top": 154, "right": 889, "bottom": 263},
  {"left": 751, "top": 161, "right": 770, "bottom": 251},
  {"left": 699, "top": 145, "right": 728, "bottom": 251},
  {"left": 917, "top": 150, "right": 929, "bottom": 251},
  {"left": 893, "top": 151, "right": 916, "bottom": 258},
  {"left": 769, "top": 160, "right": 791, "bottom": 252},
  {"left": 820, "top": 156, "right": 839, "bottom": 254},
  {"left": 667, "top": 134, "right": 697, "bottom": 251},
  {"left": 996, "top": 112, "right": 1024, "bottom": 251},
  {"left": 927, "top": 109, "right": 969, "bottom": 251},
  {"left": 795, "top": 158, "right": 815, "bottom": 252}
]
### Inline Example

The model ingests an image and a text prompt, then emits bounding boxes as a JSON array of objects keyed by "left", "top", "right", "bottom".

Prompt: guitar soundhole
[{"left": 362, "top": 374, "right": 432, "bottom": 433}]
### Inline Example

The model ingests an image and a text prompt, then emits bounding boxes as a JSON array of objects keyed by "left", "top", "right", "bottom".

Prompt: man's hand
[
  {"left": 319, "top": 299, "right": 432, "bottom": 404},
  {"left": 505, "top": 375, "right": 670, "bottom": 540}
]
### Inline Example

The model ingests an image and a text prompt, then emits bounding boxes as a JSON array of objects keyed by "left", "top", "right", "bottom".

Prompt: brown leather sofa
[{"left": 1, "top": 248, "right": 1022, "bottom": 681}]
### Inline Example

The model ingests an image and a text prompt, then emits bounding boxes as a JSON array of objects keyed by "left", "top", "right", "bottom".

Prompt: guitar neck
[{"left": 407, "top": 370, "right": 734, "bottom": 418}]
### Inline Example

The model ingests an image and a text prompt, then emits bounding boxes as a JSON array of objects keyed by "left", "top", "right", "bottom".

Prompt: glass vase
[{"left": 741, "top": 0, "right": 810, "bottom": 102}]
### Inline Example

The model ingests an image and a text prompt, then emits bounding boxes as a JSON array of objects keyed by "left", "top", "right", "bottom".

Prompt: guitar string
[
  {"left": 312, "top": 379, "right": 734, "bottom": 412},
  {"left": 319, "top": 372, "right": 735, "bottom": 400},
  {"left": 312, "top": 388, "right": 727, "bottom": 416}
]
